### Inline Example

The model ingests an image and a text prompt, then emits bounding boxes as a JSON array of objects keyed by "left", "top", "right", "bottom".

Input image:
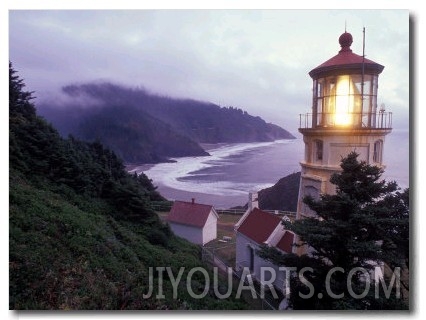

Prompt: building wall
[
  {"left": 297, "top": 131, "right": 389, "bottom": 218},
  {"left": 169, "top": 222, "right": 203, "bottom": 245},
  {"left": 202, "top": 211, "right": 217, "bottom": 245},
  {"left": 169, "top": 210, "right": 217, "bottom": 245},
  {"left": 235, "top": 232, "right": 250, "bottom": 270},
  {"left": 302, "top": 131, "right": 388, "bottom": 169},
  {"left": 235, "top": 232, "right": 289, "bottom": 294}
]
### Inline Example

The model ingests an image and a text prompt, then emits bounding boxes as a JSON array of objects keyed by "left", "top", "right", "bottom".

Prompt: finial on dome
[{"left": 339, "top": 31, "right": 353, "bottom": 52}]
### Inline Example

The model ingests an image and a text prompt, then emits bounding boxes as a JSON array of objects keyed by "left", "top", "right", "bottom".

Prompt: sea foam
[{"left": 132, "top": 140, "right": 294, "bottom": 196}]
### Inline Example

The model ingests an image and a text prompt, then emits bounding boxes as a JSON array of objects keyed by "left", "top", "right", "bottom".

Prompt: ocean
[{"left": 130, "top": 130, "right": 409, "bottom": 209}]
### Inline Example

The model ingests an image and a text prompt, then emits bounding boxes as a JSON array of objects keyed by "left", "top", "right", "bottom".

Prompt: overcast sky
[{"left": 9, "top": 9, "right": 409, "bottom": 135}]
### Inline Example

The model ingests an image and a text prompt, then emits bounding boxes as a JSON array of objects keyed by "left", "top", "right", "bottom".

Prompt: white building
[
  {"left": 167, "top": 199, "right": 218, "bottom": 246},
  {"left": 234, "top": 194, "right": 295, "bottom": 296}
]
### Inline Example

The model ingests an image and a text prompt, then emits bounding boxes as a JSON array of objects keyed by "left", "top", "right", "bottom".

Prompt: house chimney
[
  {"left": 191, "top": 198, "right": 195, "bottom": 204},
  {"left": 248, "top": 192, "right": 259, "bottom": 211}
]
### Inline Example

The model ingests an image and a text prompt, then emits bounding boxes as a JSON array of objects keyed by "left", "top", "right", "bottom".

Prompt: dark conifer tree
[
  {"left": 259, "top": 152, "right": 409, "bottom": 310},
  {"left": 9, "top": 62, "right": 36, "bottom": 118}
]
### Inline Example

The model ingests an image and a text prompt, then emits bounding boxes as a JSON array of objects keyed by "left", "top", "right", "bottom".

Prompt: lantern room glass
[{"left": 313, "top": 74, "right": 378, "bottom": 128}]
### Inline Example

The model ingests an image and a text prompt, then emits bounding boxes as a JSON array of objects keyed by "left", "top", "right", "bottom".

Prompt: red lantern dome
[
  {"left": 309, "top": 31, "right": 384, "bottom": 79},
  {"left": 300, "top": 31, "right": 390, "bottom": 129}
]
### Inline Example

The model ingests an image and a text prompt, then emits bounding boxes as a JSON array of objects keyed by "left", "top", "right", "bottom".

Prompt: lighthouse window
[
  {"left": 315, "top": 140, "right": 323, "bottom": 161},
  {"left": 373, "top": 140, "right": 382, "bottom": 163}
]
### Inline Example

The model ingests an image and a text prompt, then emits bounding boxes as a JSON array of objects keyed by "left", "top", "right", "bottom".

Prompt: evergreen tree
[
  {"left": 9, "top": 62, "right": 36, "bottom": 118},
  {"left": 259, "top": 152, "right": 409, "bottom": 310}
]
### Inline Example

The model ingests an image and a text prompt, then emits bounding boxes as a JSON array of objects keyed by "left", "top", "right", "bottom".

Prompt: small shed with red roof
[{"left": 167, "top": 199, "right": 218, "bottom": 246}]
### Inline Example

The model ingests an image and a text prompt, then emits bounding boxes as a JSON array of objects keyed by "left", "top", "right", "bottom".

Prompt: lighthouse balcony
[{"left": 299, "top": 111, "right": 392, "bottom": 131}]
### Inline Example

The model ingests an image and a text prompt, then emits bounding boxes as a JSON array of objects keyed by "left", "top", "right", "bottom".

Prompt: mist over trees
[{"left": 39, "top": 82, "right": 295, "bottom": 163}]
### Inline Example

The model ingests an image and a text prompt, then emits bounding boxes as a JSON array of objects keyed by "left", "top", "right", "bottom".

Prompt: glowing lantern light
[
  {"left": 300, "top": 31, "right": 388, "bottom": 130},
  {"left": 334, "top": 75, "right": 354, "bottom": 126}
]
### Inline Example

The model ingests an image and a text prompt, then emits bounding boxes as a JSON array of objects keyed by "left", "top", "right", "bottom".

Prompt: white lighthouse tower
[{"left": 296, "top": 30, "right": 392, "bottom": 234}]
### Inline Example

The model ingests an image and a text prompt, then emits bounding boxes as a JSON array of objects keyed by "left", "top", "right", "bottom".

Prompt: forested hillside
[
  {"left": 66, "top": 104, "right": 209, "bottom": 163},
  {"left": 9, "top": 63, "right": 248, "bottom": 310},
  {"left": 258, "top": 172, "right": 301, "bottom": 212},
  {"left": 39, "top": 82, "right": 295, "bottom": 163}
]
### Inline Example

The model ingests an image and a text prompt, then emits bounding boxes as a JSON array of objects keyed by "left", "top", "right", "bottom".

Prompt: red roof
[
  {"left": 276, "top": 232, "right": 295, "bottom": 254},
  {"left": 236, "top": 208, "right": 281, "bottom": 244},
  {"left": 309, "top": 31, "right": 384, "bottom": 78},
  {"left": 167, "top": 200, "right": 216, "bottom": 228}
]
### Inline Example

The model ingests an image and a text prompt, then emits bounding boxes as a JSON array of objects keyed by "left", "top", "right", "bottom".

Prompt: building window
[
  {"left": 248, "top": 246, "right": 254, "bottom": 272},
  {"left": 373, "top": 140, "right": 382, "bottom": 163},
  {"left": 315, "top": 140, "right": 323, "bottom": 161}
]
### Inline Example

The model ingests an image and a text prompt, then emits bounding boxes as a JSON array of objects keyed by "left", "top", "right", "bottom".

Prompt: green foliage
[
  {"left": 76, "top": 105, "right": 209, "bottom": 163},
  {"left": 258, "top": 152, "right": 409, "bottom": 310},
  {"left": 10, "top": 177, "right": 248, "bottom": 309},
  {"left": 9, "top": 62, "right": 36, "bottom": 118},
  {"left": 9, "top": 63, "right": 249, "bottom": 310}
]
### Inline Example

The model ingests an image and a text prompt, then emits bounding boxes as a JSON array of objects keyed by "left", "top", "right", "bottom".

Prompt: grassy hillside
[
  {"left": 10, "top": 173, "right": 247, "bottom": 309},
  {"left": 9, "top": 63, "right": 249, "bottom": 310}
]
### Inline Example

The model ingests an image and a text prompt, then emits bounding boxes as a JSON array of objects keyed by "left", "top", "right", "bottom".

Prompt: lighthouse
[{"left": 296, "top": 30, "right": 392, "bottom": 224}]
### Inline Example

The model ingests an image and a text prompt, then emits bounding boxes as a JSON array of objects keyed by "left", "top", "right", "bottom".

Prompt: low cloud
[{"left": 9, "top": 9, "right": 409, "bottom": 133}]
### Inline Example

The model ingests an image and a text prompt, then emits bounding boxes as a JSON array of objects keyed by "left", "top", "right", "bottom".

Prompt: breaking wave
[{"left": 130, "top": 139, "right": 299, "bottom": 197}]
